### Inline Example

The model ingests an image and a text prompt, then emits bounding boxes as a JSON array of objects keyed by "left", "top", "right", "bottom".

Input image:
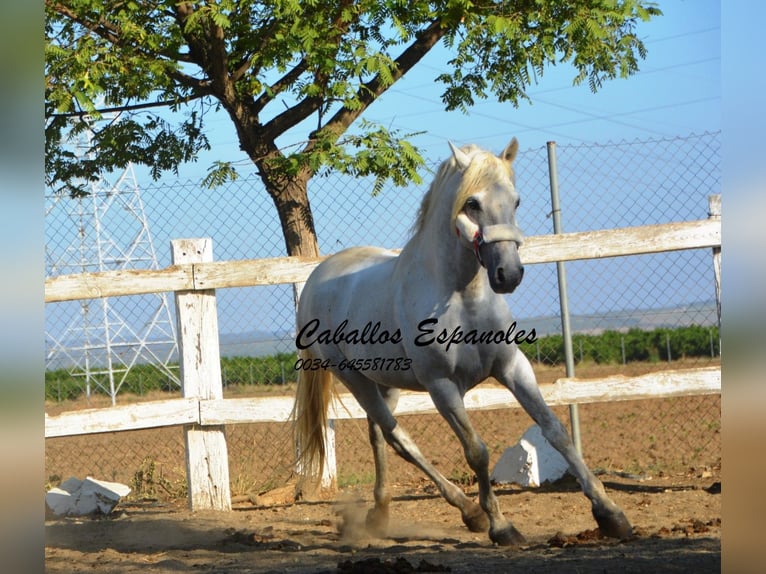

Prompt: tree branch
[
  {"left": 46, "top": 1, "right": 120, "bottom": 44},
  {"left": 230, "top": 54, "right": 254, "bottom": 83},
  {"left": 260, "top": 0, "right": 361, "bottom": 141},
  {"left": 48, "top": 0, "right": 193, "bottom": 64},
  {"left": 230, "top": 13, "right": 281, "bottom": 83},
  {"left": 262, "top": 94, "right": 325, "bottom": 143},
  {"left": 173, "top": 3, "right": 240, "bottom": 108},
  {"left": 309, "top": 18, "right": 446, "bottom": 147},
  {"left": 252, "top": 58, "right": 308, "bottom": 113},
  {"left": 46, "top": 93, "right": 208, "bottom": 119}
]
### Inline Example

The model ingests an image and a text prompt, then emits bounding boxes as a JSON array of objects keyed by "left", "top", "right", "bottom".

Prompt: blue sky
[
  {"left": 45, "top": 1, "right": 724, "bottom": 346},
  {"left": 179, "top": 0, "right": 720, "bottom": 177}
]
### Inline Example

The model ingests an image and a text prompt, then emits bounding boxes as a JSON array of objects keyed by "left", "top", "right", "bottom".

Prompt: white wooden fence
[{"left": 44, "top": 196, "right": 721, "bottom": 511}]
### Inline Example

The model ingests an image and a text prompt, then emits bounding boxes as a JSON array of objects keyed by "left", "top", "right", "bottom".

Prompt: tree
[{"left": 46, "top": 0, "right": 661, "bottom": 258}]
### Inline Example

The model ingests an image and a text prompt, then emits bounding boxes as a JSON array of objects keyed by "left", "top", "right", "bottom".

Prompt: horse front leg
[
  {"left": 427, "top": 379, "right": 525, "bottom": 546},
  {"left": 501, "top": 350, "right": 633, "bottom": 539}
]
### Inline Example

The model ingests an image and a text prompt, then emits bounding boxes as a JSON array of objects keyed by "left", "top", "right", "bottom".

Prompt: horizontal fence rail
[
  {"left": 44, "top": 218, "right": 720, "bottom": 303},
  {"left": 45, "top": 366, "right": 721, "bottom": 438}
]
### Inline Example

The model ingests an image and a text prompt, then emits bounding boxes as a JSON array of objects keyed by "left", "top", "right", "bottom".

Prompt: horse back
[{"left": 298, "top": 246, "right": 398, "bottom": 324}]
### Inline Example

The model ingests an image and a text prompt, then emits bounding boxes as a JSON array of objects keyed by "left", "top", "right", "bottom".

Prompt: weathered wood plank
[
  {"left": 44, "top": 398, "right": 199, "bottom": 438},
  {"left": 518, "top": 219, "right": 721, "bottom": 265},
  {"left": 44, "top": 266, "right": 192, "bottom": 302},
  {"left": 357, "top": 366, "right": 721, "bottom": 417},
  {"left": 44, "top": 219, "right": 720, "bottom": 302},
  {"left": 46, "top": 367, "right": 720, "bottom": 437},
  {"left": 542, "top": 366, "right": 721, "bottom": 405},
  {"left": 197, "top": 367, "right": 721, "bottom": 425},
  {"left": 708, "top": 195, "right": 722, "bottom": 336},
  {"left": 192, "top": 256, "right": 327, "bottom": 289},
  {"left": 173, "top": 239, "right": 224, "bottom": 402},
  {"left": 199, "top": 396, "right": 296, "bottom": 424},
  {"left": 172, "top": 238, "right": 231, "bottom": 511}
]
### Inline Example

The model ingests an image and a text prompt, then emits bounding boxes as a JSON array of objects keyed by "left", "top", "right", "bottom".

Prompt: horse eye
[{"left": 464, "top": 198, "right": 481, "bottom": 211}]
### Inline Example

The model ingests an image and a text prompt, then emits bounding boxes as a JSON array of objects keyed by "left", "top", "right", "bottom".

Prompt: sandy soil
[
  {"left": 45, "top": 359, "right": 720, "bottom": 572},
  {"left": 45, "top": 470, "right": 720, "bottom": 573}
]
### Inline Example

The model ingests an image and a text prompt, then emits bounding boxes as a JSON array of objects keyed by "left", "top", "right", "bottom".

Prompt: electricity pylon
[{"left": 45, "top": 130, "right": 180, "bottom": 405}]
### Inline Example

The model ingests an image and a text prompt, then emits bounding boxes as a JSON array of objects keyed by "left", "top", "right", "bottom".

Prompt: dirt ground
[
  {"left": 45, "top": 360, "right": 721, "bottom": 572},
  {"left": 45, "top": 469, "right": 721, "bottom": 573}
]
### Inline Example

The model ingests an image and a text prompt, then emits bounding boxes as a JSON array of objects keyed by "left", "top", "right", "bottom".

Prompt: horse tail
[{"left": 291, "top": 347, "right": 336, "bottom": 488}]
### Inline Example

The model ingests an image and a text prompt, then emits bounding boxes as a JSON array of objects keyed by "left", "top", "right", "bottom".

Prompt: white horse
[{"left": 292, "top": 139, "right": 631, "bottom": 546}]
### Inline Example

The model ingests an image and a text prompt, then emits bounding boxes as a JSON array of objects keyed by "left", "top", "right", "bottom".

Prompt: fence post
[
  {"left": 546, "top": 141, "right": 582, "bottom": 456},
  {"left": 172, "top": 238, "right": 232, "bottom": 511},
  {"left": 708, "top": 195, "right": 721, "bottom": 354}
]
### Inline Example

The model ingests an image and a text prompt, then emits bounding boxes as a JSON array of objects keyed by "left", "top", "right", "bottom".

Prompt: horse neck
[{"left": 409, "top": 205, "right": 487, "bottom": 298}]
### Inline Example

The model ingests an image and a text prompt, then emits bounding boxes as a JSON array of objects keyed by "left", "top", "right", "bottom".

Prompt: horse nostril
[
  {"left": 496, "top": 267, "right": 506, "bottom": 284},
  {"left": 519, "top": 266, "right": 524, "bottom": 279}
]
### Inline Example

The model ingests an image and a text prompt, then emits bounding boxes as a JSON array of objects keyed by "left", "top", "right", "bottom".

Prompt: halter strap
[
  {"left": 471, "top": 224, "right": 523, "bottom": 267},
  {"left": 455, "top": 217, "right": 523, "bottom": 268},
  {"left": 480, "top": 224, "right": 524, "bottom": 245}
]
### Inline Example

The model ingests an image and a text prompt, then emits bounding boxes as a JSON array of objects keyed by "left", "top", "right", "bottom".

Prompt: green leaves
[
  {"left": 265, "top": 120, "right": 425, "bottom": 194},
  {"left": 202, "top": 161, "right": 240, "bottom": 189},
  {"left": 333, "top": 123, "right": 425, "bottom": 194},
  {"left": 46, "top": 0, "right": 662, "bottom": 198},
  {"left": 438, "top": 0, "right": 662, "bottom": 111},
  {"left": 46, "top": 108, "right": 210, "bottom": 196}
]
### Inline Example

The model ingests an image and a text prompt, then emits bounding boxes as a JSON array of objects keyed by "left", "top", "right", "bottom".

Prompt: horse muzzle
[
  {"left": 480, "top": 234, "right": 525, "bottom": 293},
  {"left": 454, "top": 214, "right": 525, "bottom": 293},
  {"left": 484, "top": 242, "right": 524, "bottom": 293}
]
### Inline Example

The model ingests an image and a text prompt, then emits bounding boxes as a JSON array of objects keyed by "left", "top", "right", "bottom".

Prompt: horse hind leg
[
  {"left": 382, "top": 421, "right": 490, "bottom": 535},
  {"left": 504, "top": 352, "right": 632, "bottom": 539},
  {"left": 364, "top": 386, "right": 399, "bottom": 537}
]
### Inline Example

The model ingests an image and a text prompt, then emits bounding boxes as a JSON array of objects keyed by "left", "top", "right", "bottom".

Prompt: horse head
[{"left": 450, "top": 139, "right": 525, "bottom": 294}]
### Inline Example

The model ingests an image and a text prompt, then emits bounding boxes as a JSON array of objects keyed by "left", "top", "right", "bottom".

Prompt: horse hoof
[
  {"left": 593, "top": 506, "right": 633, "bottom": 540},
  {"left": 461, "top": 502, "right": 490, "bottom": 533},
  {"left": 365, "top": 507, "right": 389, "bottom": 538},
  {"left": 490, "top": 523, "right": 526, "bottom": 547}
]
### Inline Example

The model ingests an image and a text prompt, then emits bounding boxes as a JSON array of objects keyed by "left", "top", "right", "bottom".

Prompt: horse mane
[{"left": 411, "top": 145, "right": 514, "bottom": 236}]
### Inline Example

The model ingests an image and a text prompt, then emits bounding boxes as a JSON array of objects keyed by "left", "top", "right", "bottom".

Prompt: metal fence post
[
  {"left": 546, "top": 142, "right": 582, "bottom": 456},
  {"left": 708, "top": 194, "right": 721, "bottom": 355}
]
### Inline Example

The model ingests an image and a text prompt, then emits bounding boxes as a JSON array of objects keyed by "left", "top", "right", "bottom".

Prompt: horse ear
[
  {"left": 501, "top": 137, "right": 519, "bottom": 164},
  {"left": 448, "top": 141, "right": 471, "bottom": 170}
]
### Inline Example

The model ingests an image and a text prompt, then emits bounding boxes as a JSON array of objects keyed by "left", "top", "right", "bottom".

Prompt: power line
[
  {"left": 529, "top": 95, "right": 720, "bottom": 133},
  {"left": 643, "top": 26, "right": 720, "bottom": 44},
  {"left": 385, "top": 55, "right": 719, "bottom": 118}
]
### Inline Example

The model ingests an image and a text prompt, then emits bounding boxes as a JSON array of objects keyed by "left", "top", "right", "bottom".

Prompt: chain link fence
[{"left": 44, "top": 132, "right": 721, "bottom": 499}]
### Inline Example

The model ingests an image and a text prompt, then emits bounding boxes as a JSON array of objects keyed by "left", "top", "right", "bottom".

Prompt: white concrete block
[
  {"left": 81, "top": 477, "right": 132, "bottom": 514},
  {"left": 45, "top": 486, "right": 76, "bottom": 516},
  {"left": 45, "top": 476, "right": 131, "bottom": 516},
  {"left": 491, "top": 425, "right": 570, "bottom": 487},
  {"left": 491, "top": 443, "right": 534, "bottom": 486}
]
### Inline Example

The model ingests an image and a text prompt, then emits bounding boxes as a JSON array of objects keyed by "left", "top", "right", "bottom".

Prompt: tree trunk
[
  {"left": 220, "top": 99, "right": 320, "bottom": 259},
  {"left": 256, "top": 161, "right": 320, "bottom": 259},
  {"left": 271, "top": 175, "right": 320, "bottom": 259}
]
